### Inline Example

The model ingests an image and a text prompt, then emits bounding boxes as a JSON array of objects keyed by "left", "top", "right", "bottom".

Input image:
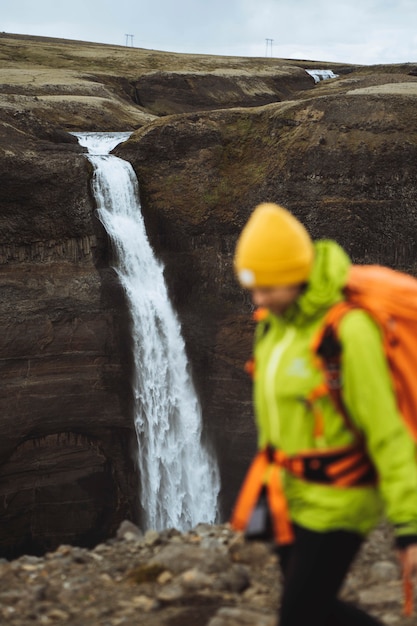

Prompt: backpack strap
[
  {"left": 230, "top": 448, "right": 295, "bottom": 545},
  {"left": 274, "top": 445, "right": 377, "bottom": 487},
  {"left": 230, "top": 443, "right": 377, "bottom": 546},
  {"left": 311, "top": 301, "right": 365, "bottom": 444},
  {"left": 230, "top": 442, "right": 377, "bottom": 546}
]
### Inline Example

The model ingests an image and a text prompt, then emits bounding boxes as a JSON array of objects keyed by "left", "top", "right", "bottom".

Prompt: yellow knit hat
[{"left": 234, "top": 203, "right": 314, "bottom": 287}]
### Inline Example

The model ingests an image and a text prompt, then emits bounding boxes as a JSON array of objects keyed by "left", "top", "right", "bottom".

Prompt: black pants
[{"left": 277, "top": 524, "right": 384, "bottom": 626}]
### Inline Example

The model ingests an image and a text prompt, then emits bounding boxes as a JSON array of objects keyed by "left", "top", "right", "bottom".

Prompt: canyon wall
[
  {"left": 1, "top": 32, "right": 417, "bottom": 554},
  {"left": 0, "top": 122, "right": 140, "bottom": 557}
]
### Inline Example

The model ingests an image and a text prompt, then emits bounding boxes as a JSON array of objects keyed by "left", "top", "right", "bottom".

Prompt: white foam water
[{"left": 74, "top": 131, "right": 220, "bottom": 531}]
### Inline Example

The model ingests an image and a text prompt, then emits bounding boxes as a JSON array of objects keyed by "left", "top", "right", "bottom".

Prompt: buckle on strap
[
  {"left": 273, "top": 449, "right": 305, "bottom": 478},
  {"left": 273, "top": 445, "right": 377, "bottom": 487}
]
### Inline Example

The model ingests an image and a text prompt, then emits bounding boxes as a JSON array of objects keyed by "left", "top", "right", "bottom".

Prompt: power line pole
[
  {"left": 125, "top": 34, "right": 134, "bottom": 47},
  {"left": 265, "top": 38, "right": 273, "bottom": 57}
]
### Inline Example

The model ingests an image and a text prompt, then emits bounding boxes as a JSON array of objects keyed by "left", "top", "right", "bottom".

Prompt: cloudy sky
[{"left": 3, "top": 0, "right": 417, "bottom": 65}]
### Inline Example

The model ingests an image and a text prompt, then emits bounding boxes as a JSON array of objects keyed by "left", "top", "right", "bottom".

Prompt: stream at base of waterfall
[{"left": 74, "top": 132, "right": 220, "bottom": 531}]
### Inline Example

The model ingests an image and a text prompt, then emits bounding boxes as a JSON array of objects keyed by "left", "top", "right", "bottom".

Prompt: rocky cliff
[
  {"left": 0, "top": 110, "right": 139, "bottom": 557},
  {"left": 1, "top": 32, "right": 417, "bottom": 557}
]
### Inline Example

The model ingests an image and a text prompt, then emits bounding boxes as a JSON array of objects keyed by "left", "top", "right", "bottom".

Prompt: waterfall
[
  {"left": 305, "top": 69, "right": 339, "bottom": 83},
  {"left": 74, "top": 131, "right": 220, "bottom": 531}
]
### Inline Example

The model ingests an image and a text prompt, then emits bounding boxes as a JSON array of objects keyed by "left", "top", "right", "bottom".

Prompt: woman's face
[{"left": 250, "top": 284, "right": 303, "bottom": 316}]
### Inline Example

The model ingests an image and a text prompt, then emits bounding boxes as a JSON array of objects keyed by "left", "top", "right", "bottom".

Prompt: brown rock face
[
  {"left": 2, "top": 32, "right": 417, "bottom": 554},
  {"left": 132, "top": 67, "right": 314, "bottom": 115},
  {"left": 0, "top": 34, "right": 327, "bottom": 554},
  {"left": 0, "top": 117, "right": 139, "bottom": 558}
]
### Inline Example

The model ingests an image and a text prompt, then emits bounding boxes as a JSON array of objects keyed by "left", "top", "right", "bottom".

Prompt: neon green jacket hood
[{"left": 282, "top": 238, "right": 350, "bottom": 324}]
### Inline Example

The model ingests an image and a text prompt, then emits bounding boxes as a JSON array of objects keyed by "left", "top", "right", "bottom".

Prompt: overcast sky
[{"left": 3, "top": 0, "right": 417, "bottom": 66}]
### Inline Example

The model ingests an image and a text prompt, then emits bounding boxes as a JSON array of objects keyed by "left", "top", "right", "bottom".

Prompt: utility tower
[
  {"left": 125, "top": 34, "right": 134, "bottom": 47},
  {"left": 265, "top": 38, "right": 274, "bottom": 57}
]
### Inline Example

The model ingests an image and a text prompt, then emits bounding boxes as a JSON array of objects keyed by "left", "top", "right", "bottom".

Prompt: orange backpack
[
  {"left": 312, "top": 263, "right": 417, "bottom": 617},
  {"left": 312, "top": 263, "right": 417, "bottom": 444}
]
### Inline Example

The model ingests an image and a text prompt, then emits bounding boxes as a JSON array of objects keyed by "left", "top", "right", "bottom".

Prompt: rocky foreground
[{"left": 0, "top": 521, "right": 414, "bottom": 626}]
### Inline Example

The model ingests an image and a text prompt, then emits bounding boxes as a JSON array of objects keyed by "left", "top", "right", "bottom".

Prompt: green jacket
[{"left": 253, "top": 240, "right": 417, "bottom": 541}]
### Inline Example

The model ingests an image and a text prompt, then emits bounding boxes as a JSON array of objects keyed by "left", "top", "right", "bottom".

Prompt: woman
[{"left": 231, "top": 202, "right": 417, "bottom": 626}]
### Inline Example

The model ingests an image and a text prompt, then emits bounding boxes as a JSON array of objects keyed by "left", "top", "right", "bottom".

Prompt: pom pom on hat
[{"left": 234, "top": 203, "right": 314, "bottom": 288}]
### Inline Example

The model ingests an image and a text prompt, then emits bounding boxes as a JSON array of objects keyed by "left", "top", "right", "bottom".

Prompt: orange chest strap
[
  {"left": 230, "top": 444, "right": 377, "bottom": 545},
  {"left": 276, "top": 445, "right": 377, "bottom": 487}
]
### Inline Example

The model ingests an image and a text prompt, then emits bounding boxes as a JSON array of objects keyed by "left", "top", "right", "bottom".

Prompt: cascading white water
[
  {"left": 74, "top": 131, "right": 220, "bottom": 531},
  {"left": 305, "top": 69, "right": 339, "bottom": 83}
]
